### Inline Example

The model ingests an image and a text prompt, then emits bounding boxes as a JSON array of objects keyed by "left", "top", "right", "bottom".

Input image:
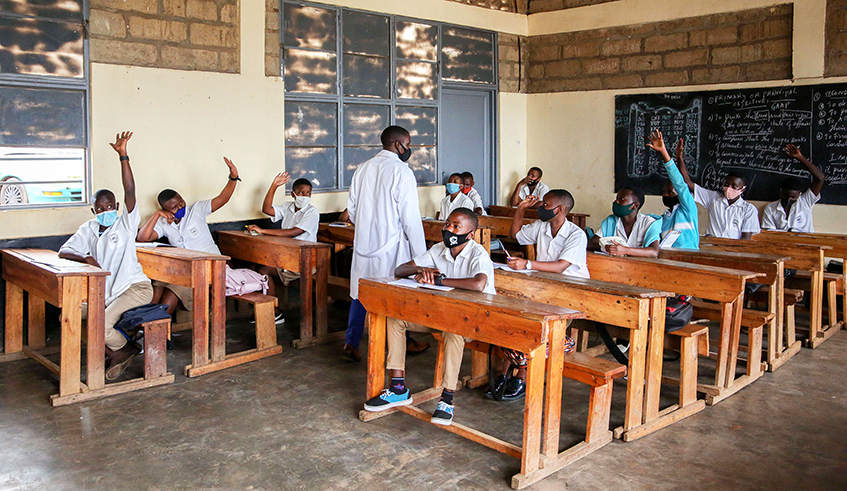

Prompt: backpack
[
  {"left": 225, "top": 266, "right": 269, "bottom": 296},
  {"left": 114, "top": 303, "right": 171, "bottom": 334}
]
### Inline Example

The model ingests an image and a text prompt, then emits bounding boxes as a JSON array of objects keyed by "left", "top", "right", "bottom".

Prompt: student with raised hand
[
  {"left": 245, "top": 173, "right": 320, "bottom": 322},
  {"left": 646, "top": 130, "right": 699, "bottom": 249},
  {"left": 437, "top": 172, "right": 475, "bottom": 220},
  {"left": 137, "top": 156, "right": 241, "bottom": 317},
  {"left": 460, "top": 171, "right": 486, "bottom": 216},
  {"left": 363, "top": 208, "right": 494, "bottom": 426},
  {"left": 588, "top": 186, "right": 662, "bottom": 257},
  {"left": 509, "top": 167, "right": 549, "bottom": 208},
  {"left": 59, "top": 132, "right": 152, "bottom": 381},
  {"left": 762, "top": 144, "right": 825, "bottom": 232}
]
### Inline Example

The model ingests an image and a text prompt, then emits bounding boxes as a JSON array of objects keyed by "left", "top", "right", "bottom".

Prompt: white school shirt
[
  {"left": 347, "top": 150, "right": 426, "bottom": 299},
  {"left": 413, "top": 240, "right": 496, "bottom": 295},
  {"left": 761, "top": 188, "right": 819, "bottom": 233},
  {"left": 518, "top": 182, "right": 550, "bottom": 200},
  {"left": 59, "top": 206, "right": 150, "bottom": 306},
  {"left": 516, "top": 220, "right": 589, "bottom": 279},
  {"left": 440, "top": 192, "right": 475, "bottom": 220},
  {"left": 597, "top": 213, "right": 661, "bottom": 248},
  {"left": 694, "top": 185, "right": 761, "bottom": 238},
  {"left": 153, "top": 199, "right": 220, "bottom": 254},
  {"left": 271, "top": 202, "right": 320, "bottom": 242},
  {"left": 466, "top": 188, "right": 487, "bottom": 215}
]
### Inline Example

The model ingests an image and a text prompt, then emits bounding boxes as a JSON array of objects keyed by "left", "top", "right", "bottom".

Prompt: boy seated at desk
[
  {"left": 509, "top": 167, "right": 549, "bottom": 208},
  {"left": 484, "top": 189, "right": 587, "bottom": 401},
  {"left": 137, "top": 157, "right": 241, "bottom": 317},
  {"left": 761, "top": 144, "right": 825, "bottom": 233},
  {"left": 588, "top": 186, "right": 662, "bottom": 257},
  {"left": 245, "top": 173, "right": 319, "bottom": 321},
  {"left": 648, "top": 130, "right": 700, "bottom": 249},
  {"left": 363, "top": 208, "right": 495, "bottom": 426},
  {"left": 59, "top": 131, "right": 152, "bottom": 381},
  {"left": 437, "top": 173, "right": 474, "bottom": 220},
  {"left": 460, "top": 171, "right": 486, "bottom": 216}
]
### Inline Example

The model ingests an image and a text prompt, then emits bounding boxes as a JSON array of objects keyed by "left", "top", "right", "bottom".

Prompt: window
[
  {"left": 0, "top": 0, "right": 89, "bottom": 208},
  {"left": 281, "top": 2, "right": 496, "bottom": 191}
]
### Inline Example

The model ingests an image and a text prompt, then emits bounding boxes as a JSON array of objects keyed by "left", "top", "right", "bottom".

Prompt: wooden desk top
[
  {"left": 2, "top": 249, "right": 109, "bottom": 277},
  {"left": 661, "top": 247, "right": 788, "bottom": 264},
  {"left": 496, "top": 269, "right": 673, "bottom": 299},
  {"left": 755, "top": 231, "right": 847, "bottom": 256},
  {"left": 218, "top": 230, "right": 332, "bottom": 250},
  {"left": 478, "top": 215, "right": 534, "bottom": 236},
  {"left": 489, "top": 205, "right": 589, "bottom": 221},
  {"left": 318, "top": 223, "right": 354, "bottom": 247},
  {"left": 136, "top": 245, "right": 229, "bottom": 262}
]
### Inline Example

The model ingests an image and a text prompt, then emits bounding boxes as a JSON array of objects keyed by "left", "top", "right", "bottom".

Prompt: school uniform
[
  {"left": 346, "top": 149, "right": 427, "bottom": 348},
  {"left": 694, "top": 185, "right": 761, "bottom": 239},
  {"left": 660, "top": 159, "right": 699, "bottom": 249},
  {"left": 518, "top": 182, "right": 550, "bottom": 200},
  {"left": 597, "top": 213, "right": 662, "bottom": 248},
  {"left": 59, "top": 206, "right": 152, "bottom": 351},
  {"left": 761, "top": 188, "right": 819, "bottom": 232},
  {"left": 270, "top": 201, "right": 320, "bottom": 284},
  {"left": 466, "top": 188, "right": 487, "bottom": 215},
  {"left": 516, "top": 219, "right": 589, "bottom": 278},
  {"left": 386, "top": 240, "right": 495, "bottom": 390},
  {"left": 439, "top": 192, "right": 475, "bottom": 220}
]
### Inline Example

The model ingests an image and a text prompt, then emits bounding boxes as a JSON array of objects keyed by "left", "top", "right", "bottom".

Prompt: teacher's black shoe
[{"left": 501, "top": 376, "right": 526, "bottom": 401}]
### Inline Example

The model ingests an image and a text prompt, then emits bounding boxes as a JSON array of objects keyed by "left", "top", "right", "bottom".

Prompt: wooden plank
[
  {"left": 58, "top": 277, "right": 83, "bottom": 398},
  {"left": 520, "top": 346, "right": 545, "bottom": 475},
  {"left": 191, "top": 261, "right": 209, "bottom": 368},
  {"left": 22, "top": 345, "right": 60, "bottom": 375},
  {"left": 299, "top": 248, "right": 315, "bottom": 346},
  {"left": 700, "top": 238, "right": 826, "bottom": 272},
  {"left": 27, "top": 296, "right": 46, "bottom": 349},
  {"left": 2, "top": 252, "right": 62, "bottom": 306},
  {"left": 218, "top": 230, "right": 328, "bottom": 272},
  {"left": 543, "top": 321, "right": 566, "bottom": 458},
  {"left": 143, "top": 319, "right": 170, "bottom": 380},
  {"left": 643, "top": 297, "right": 667, "bottom": 423},
  {"left": 86, "top": 275, "right": 106, "bottom": 391},
  {"left": 51, "top": 373, "right": 175, "bottom": 407},
  {"left": 366, "top": 312, "right": 386, "bottom": 400},
  {"left": 315, "top": 247, "right": 330, "bottom": 340},
  {"left": 136, "top": 248, "right": 196, "bottom": 287},
  {"left": 3, "top": 249, "right": 109, "bottom": 277},
  {"left": 4, "top": 281, "right": 23, "bottom": 354},
  {"left": 185, "top": 346, "right": 283, "bottom": 377}
]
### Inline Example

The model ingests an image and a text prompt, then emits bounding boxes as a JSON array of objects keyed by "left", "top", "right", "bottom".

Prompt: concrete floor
[{"left": 1, "top": 301, "right": 846, "bottom": 491}]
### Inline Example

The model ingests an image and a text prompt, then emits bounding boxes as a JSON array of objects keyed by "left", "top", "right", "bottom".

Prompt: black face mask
[
  {"left": 442, "top": 229, "right": 472, "bottom": 249},
  {"left": 781, "top": 198, "right": 797, "bottom": 212},
  {"left": 663, "top": 196, "right": 679, "bottom": 209},
  {"left": 536, "top": 206, "right": 558, "bottom": 222},
  {"left": 397, "top": 142, "right": 412, "bottom": 162},
  {"left": 526, "top": 179, "right": 538, "bottom": 186}
]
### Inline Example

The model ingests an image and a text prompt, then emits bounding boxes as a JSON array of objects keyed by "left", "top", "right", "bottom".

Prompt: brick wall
[
  {"left": 499, "top": 33, "right": 529, "bottom": 92},
  {"left": 89, "top": 0, "right": 240, "bottom": 73},
  {"left": 827, "top": 0, "right": 847, "bottom": 76},
  {"left": 265, "top": 0, "right": 280, "bottom": 77},
  {"left": 528, "top": 0, "right": 617, "bottom": 14},
  {"left": 527, "top": 5, "right": 793, "bottom": 93}
]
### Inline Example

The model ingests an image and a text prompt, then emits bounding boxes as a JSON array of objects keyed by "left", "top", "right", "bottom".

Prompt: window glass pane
[
  {"left": 0, "top": 0, "right": 83, "bottom": 22},
  {"left": 0, "top": 17, "right": 84, "bottom": 78},
  {"left": 395, "top": 21, "right": 437, "bottom": 61},
  {"left": 395, "top": 60, "right": 436, "bottom": 100},
  {"left": 343, "top": 54, "right": 389, "bottom": 98},
  {"left": 285, "top": 147, "right": 337, "bottom": 191},
  {"left": 395, "top": 106, "right": 436, "bottom": 146},
  {"left": 344, "top": 104, "right": 389, "bottom": 145},
  {"left": 342, "top": 146, "right": 380, "bottom": 188},
  {"left": 406, "top": 146, "right": 435, "bottom": 184},
  {"left": 342, "top": 10, "right": 389, "bottom": 57},
  {"left": 0, "top": 146, "right": 84, "bottom": 206},
  {"left": 284, "top": 48, "right": 337, "bottom": 94},
  {"left": 283, "top": 4, "right": 336, "bottom": 51},
  {"left": 442, "top": 27, "right": 494, "bottom": 84},
  {"left": 0, "top": 85, "right": 84, "bottom": 146},
  {"left": 284, "top": 101, "right": 337, "bottom": 147}
]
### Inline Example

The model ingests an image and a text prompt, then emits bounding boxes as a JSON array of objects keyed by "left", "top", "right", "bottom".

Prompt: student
[
  {"left": 460, "top": 171, "right": 486, "bottom": 216},
  {"left": 363, "top": 208, "right": 494, "bottom": 426},
  {"left": 437, "top": 173, "right": 474, "bottom": 220},
  {"left": 588, "top": 186, "right": 662, "bottom": 257},
  {"left": 647, "top": 130, "right": 699, "bottom": 249},
  {"left": 676, "top": 153, "right": 760, "bottom": 239},
  {"left": 344, "top": 126, "right": 427, "bottom": 362},
  {"left": 485, "top": 189, "right": 586, "bottom": 401},
  {"left": 59, "top": 132, "right": 152, "bottom": 381},
  {"left": 509, "top": 167, "right": 549, "bottom": 208},
  {"left": 137, "top": 157, "right": 241, "bottom": 317},
  {"left": 761, "top": 144, "right": 825, "bottom": 232}
]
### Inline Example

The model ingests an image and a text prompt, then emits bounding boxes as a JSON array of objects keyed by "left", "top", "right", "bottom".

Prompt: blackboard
[{"left": 615, "top": 83, "right": 847, "bottom": 205}]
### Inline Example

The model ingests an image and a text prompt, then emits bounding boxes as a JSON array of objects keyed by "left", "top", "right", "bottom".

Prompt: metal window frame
[{"left": 0, "top": 0, "right": 91, "bottom": 211}]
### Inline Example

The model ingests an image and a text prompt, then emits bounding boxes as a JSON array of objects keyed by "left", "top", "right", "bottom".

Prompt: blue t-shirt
[{"left": 660, "top": 158, "right": 699, "bottom": 250}]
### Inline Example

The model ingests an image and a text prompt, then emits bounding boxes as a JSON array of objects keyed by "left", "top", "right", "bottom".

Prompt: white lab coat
[{"left": 347, "top": 150, "right": 426, "bottom": 299}]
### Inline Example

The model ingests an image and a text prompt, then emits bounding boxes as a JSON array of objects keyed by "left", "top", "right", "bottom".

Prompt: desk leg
[
  {"left": 713, "top": 301, "right": 735, "bottom": 389},
  {"left": 366, "top": 313, "right": 386, "bottom": 400},
  {"left": 520, "top": 346, "right": 544, "bottom": 475},
  {"left": 725, "top": 295, "right": 745, "bottom": 388},
  {"left": 314, "top": 249, "right": 329, "bottom": 341},
  {"left": 210, "top": 260, "right": 227, "bottom": 363},
  {"left": 643, "top": 298, "right": 667, "bottom": 423},
  {"left": 191, "top": 262, "right": 210, "bottom": 369},
  {"left": 623, "top": 322, "right": 647, "bottom": 432},
  {"left": 86, "top": 276, "right": 105, "bottom": 391},
  {"left": 809, "top": 271, "right": 823, "bottom": 344},
  {"left": 767, "top": 279, "right": 780, "bottom": 366},
  {"left": 5, "top": 282, "right": 24, "bottom": 354},
  {"left": 543, "top": 321, "right": 565, "bottom": 458},
  {"left": 59, "top": 278, "right": 83, "bottom": 397},
  {"left": 27, "top": 296, "right": 46, "bottom": 349},
  {"left": 296, "top": 249, "right": 315, "bottom": 347}
]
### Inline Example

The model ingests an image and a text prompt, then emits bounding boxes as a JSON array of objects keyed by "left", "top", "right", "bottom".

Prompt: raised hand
[
  {"left": 784, "top": 144, "right": 803, "bottom": 160},
  {"left": 646, "top": 129, "right": 666, "bottom": 153},
  {"left": 272, "top": 172, "right": 290, "bottom": 188},
  {"left": 674, "top": 137, "right": 684, "bottom": 161},
  {"left": 518, "top": 195, "right": 538, "bottom": 209},
  {"left": 223, "top": 157, "right": 239, "bottom": 179},
  {"left": 110, "top": 131, "right": 133, "bottom": 156}
]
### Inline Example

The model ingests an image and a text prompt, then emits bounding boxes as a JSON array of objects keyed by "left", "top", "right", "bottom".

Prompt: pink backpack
[{"left": 225, "top": 266, "right": 269, "bottom": 296}]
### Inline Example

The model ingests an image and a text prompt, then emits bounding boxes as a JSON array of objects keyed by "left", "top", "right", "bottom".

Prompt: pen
[{"left": 504, "top": 249, "right": 513, "bottom": 260}]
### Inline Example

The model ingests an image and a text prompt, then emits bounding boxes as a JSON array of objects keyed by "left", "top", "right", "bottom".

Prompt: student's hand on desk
[
  {"left": 109, "top": 131, "right": 133, "bottom": 157},
  {"left": 414, "top": 267, "right": 440, "bottom": 285},
  {"left": 156, "top": 209, "right": 175, "bottom": 224},
  {"left": 246, "top": 224, "right": 263, "bottom": 235},
  {"left": 271, "top": 172, "right": 290, "bottom": 188},
  {"left": 605, "top": 243, "right": 628, "bottom": 256},
  {"left": 507, "top": 257, "right": 527, "bottom": 270},
  {"left": 85, "top": 256, "right": 101, "bottom": 268},
  {"left": 517, "top": 196, "right": 538, "bottom": 209},
  {"left": 784, "top": 144, "right": 803, "bottom": 160},
  {"left": 223, "top": 157, "right": 239, "bottom": 179}
]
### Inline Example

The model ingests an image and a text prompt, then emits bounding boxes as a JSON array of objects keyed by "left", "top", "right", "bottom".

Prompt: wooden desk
[
  {"left": 494, "top": 270, "right": 699, "bottom": 442},
  {"left": 488, "top": 205, "right": 589, "bottom": 230},
  {"left": 218, "top": 231, "right": 331, "bottom": 349},
  {"left": 357, "top": 277, "right": 584, "bottom": 489},
  {"left": 2, "top": 249, "right": 174, "bottom": 406},
  {"left": 587, "top": 253, "right": 762, "bottom": 405}
]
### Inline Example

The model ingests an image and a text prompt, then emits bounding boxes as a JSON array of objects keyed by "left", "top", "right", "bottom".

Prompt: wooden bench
[
  {"left": 749, "top": 287, "right": 804, "bottom": 369},
  {"left": 489, "top": 205, "right": 590, "bottom": 230},
  {"left": 357, "top": 277, "right": 584, "bottom": 489},
  {"left": 327, "top": 275, "right": 351, "bottom": 301},
  {"left": 666, "top": 324, "right": 710, "bottom": 409}
]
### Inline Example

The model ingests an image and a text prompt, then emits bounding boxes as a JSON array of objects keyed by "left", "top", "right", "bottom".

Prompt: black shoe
[
  {"left": 105, "top": 342, "right": 140, "bottom": 381},
  {"left": 501, "top": 376, "right": 526, "bottom": 401},
  {"left": 482, "top": 374, "right": 508, "bottom": 399}
]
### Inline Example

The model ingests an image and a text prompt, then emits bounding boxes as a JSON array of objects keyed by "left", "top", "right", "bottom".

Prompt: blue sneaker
[
  {"left": 363, "top": 389, "right": 412, "bottom": 412},
  {"left": 431, "top": 401, "right": 454, "bottom": 426}
]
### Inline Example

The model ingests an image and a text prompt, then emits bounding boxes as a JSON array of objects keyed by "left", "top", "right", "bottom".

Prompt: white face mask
[
  {"left": 294, "top": 195, "right": 311, "bottom": 209},
  {"left": 723, "top": 186, "right": 745, "bottom": 201}
]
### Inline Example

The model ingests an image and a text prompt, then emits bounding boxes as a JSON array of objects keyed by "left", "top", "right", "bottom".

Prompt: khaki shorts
[
  {"left": 276, "top": 268, "right": 301, "bottom": 286},
  {"left": 152, "top": 280, "right": 194, "bottom": 311}
]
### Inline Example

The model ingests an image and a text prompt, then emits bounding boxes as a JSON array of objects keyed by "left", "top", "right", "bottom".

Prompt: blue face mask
[
  {"left": 446, "top": 183, "right": 461, "bottom": 194},
  {"left": 95, "top": 210, "right": 119, "bottom": 228},
  {"left": 173, "top": 206, "right": 186, "bottom": 220}
]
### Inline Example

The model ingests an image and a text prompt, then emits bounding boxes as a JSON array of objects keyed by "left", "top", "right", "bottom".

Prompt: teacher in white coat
[{"left": 342, "top": 126, "right": 427, "bottom": 362}]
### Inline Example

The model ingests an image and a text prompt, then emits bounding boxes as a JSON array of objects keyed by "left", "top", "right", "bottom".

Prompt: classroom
[{"left": 1, "top": 0, "right": 846, "bottom": 489}]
